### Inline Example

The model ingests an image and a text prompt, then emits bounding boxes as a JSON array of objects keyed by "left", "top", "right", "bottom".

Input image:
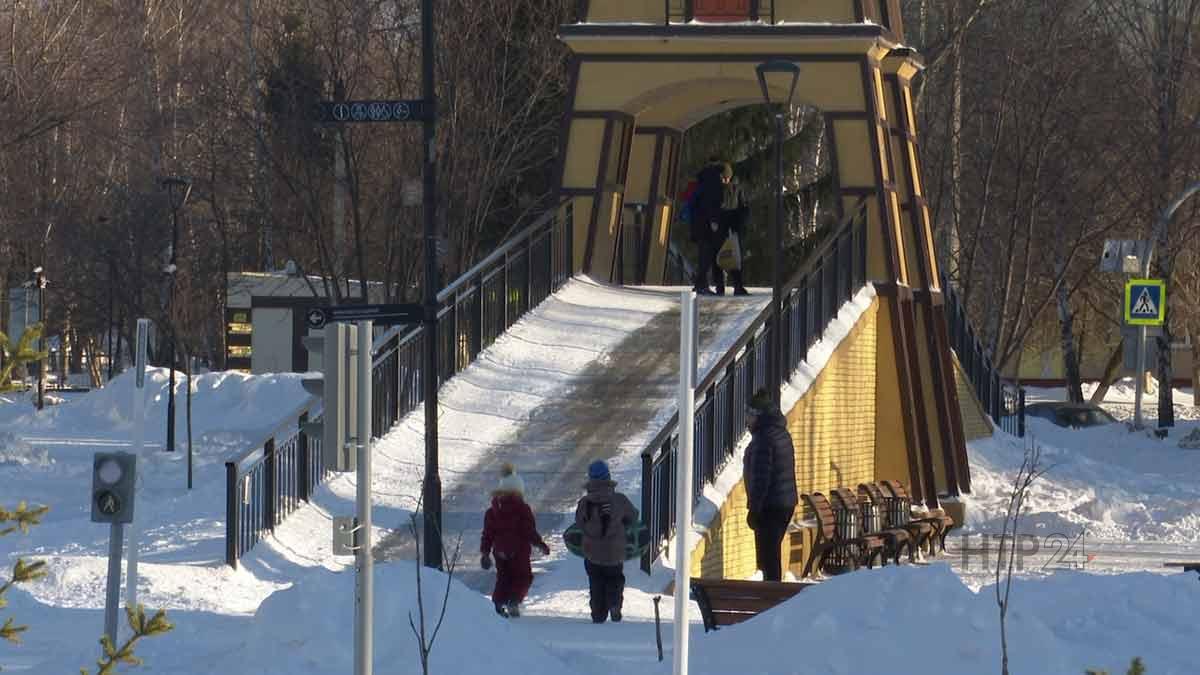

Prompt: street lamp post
[
  {"left": 33, "top": 266, "right": 45, "bottom": 410},
  {"left": 161, "top": 177, "right": 191, "bottom": 454},
  {"left": 756, "top": 60, "right": 800, "bottom": 402}
]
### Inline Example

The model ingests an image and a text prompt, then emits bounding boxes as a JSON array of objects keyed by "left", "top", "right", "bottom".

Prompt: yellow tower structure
[{"left": 555, "top": 0, "right": 970, "bottom": 503}]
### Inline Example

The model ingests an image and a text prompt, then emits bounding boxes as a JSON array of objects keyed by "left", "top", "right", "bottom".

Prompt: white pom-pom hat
[{"left": 494, "top": 462, "right": 525, "bottom": 496}]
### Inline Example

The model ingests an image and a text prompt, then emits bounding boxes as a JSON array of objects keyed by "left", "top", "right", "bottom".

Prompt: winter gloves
[
  {"left": 537, "top": 542, "right": 551, "bottom": 555},
  {"left": 746, "top": 510, "right": 758, "bottom": 531},
  {"left": 481, "top": 553, "right": 492, "bottom": 570}
]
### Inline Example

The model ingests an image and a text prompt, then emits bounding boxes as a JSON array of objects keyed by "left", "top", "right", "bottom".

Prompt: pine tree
[
  {"left": 2, "top": 502, "right": 173, "bottom": 672},
  {"left": 0, "top": 325, "right": 48, "bottom": 393}
]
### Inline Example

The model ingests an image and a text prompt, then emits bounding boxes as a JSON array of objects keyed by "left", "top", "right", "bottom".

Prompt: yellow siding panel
[
  {"left": 691, "top": 298, "right": 880, "bottom": 579},
  {"left": 953, "top": 353, "right": 994, "bottom": 441}
]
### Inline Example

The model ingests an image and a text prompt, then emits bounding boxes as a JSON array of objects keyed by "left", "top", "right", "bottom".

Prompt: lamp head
[
  {"left": 755, "top": 60, "right": 801, "bottom": 109},
  {"left": 161, "top": 176, "right": 192, "bottom": 211}
]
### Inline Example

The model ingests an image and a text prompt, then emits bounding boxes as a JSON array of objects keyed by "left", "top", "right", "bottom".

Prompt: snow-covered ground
[{"left": 4, "top": 282, "right": 1200, "bottom": 674}]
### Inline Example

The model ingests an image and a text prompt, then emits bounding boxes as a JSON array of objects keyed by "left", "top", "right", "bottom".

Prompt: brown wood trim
[
  {"left": 899, "top": 297, "right": 940, "bottom": 509},
  {"left": 873, "top": 281, "right": 913, "bottom": 300},
  {"left": 823, "top": 116, "right": 846, "bottom": 223},
  {"left": 559, "top": 24, "right": 885, "bottom": 40},
  {"left": 584, "top": 118, "right": 615, "bottom": 274},
  {"left": 858, "top": 59, "right": 899, "bottom": 282},
  {"left": 884, "top": 75, "right": 934, "bottom": 291},
  {"left": 574, "top": 53, "right": 869, "bottom": 64},
  {"left": 560, "top": 187, "right": 599, "bottom": 197},
  {"left": 227, "top": 357, "right": 251, "bottom": 370},
  {"left": 572, "top": 110, "right": 637, "bottom": 122},
  {"left": 912, "top": 289, "right": 946, "bottom": 306},
  {"left": 641, "top": 132, "right": 666, "bottom": 284},
  {"left": 932, "top": 303, "right": 971, "bottom": 492},
  {"left": 916, "top": 299, "right": 961, "bottom": 496},
  {"left": 883, "top": 291, "right": 930, "bottom": 507},
  {"left": 227, "top": 333, "right": 252, "bottom": 347},
  {"left": 552, "top": 57, "right": 582, "bottom": 211},
  {"left": 852, "top": 0, "right": 865, "bottom": 22}
]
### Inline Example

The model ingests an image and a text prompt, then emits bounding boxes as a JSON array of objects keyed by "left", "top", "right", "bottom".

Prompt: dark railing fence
[
  {"left": 940, "top": 275, "right": 1025, "bottom": 438},
  {"left": 225, "top": 404, "right": 327, "bottom": 567},
  {"left": 667, "top": 0, "right": 776, "bottom": 24},
  {"left": 1000, "top": 384, "right": 1026, "bottom": 438},
  {"left": 225, "top": 202, "right": 574, "bottom": 567},
  {"left": 640, "top": 212, "right": 867, "bottom": 573}
]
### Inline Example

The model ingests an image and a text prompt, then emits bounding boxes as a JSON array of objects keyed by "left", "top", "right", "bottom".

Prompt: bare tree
[{"left": 995, "top": 443, "right": 1047, "bottom": 675}]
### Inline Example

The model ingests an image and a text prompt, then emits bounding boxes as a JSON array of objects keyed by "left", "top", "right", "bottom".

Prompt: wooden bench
[{"left": 690, "top": 577, "right": 817, "bottom": 632}]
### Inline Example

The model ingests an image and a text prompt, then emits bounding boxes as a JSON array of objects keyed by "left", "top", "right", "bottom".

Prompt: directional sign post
[
  {"left": 305, "top": 303, "right": 423, "bottom": 330},
  {"left": 1125, "top": 279, "right": 1166, "bottom": 326},
  {"left": 1125, "top": 278, "right": 1166, "bottom": 430}
]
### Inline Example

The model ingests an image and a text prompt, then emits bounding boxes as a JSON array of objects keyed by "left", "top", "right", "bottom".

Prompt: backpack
[{"left": 678, "top": 180, "right": 701, "bottom": 225}]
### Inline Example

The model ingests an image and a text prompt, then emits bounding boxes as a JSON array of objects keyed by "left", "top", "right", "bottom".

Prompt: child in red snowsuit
[{"left": 480, "top": 463, "right": 550, "bottom": 617}]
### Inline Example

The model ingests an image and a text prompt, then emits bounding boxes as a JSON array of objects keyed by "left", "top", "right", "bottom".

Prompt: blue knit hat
[{"left": 587, "top": 460, "right": 610, "bottom": 481}]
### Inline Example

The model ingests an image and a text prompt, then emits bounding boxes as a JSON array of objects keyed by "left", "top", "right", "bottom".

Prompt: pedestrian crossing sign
[{"left": 1124, "top": 279, "right": 1166, "bottom": 326}]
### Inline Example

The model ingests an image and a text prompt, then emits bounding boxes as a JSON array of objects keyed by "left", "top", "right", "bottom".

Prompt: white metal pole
[
  {"left": 1133, "top": 248, "right": 1154, "bottom": 430},
  {"left": 673, "top": 291, "right": 696, "bottom": 675},
  {"left": 126, "top": 318, "right": 149, "bottom": 609},
  {"left": 355, "top": 320, "right": 373, "bottom": 675}
]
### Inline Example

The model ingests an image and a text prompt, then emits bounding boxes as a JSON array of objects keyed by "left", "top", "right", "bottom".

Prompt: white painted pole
[
  {"left": 1133, "top": 248, "right": 1154, "bottom": 430},
  {"left": 355, "top": 320, "right": 374, "bottom": 675},
  {"left": 126, "top": 318, "right": 149, "bottom": 610},
  {"left": 673, "top": 291, "right": 696, "bottom": 675}
]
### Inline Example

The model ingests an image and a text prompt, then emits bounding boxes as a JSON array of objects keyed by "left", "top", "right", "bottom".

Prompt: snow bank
[
  {"left": 965, "top": 418, "right": 1200, "bottom": 544},
  {"left": 691, "top": 564, "right": 1200, "bottom": 675},
  {"left": 6, "top": 367, "right": 312, "bottom": 448}
]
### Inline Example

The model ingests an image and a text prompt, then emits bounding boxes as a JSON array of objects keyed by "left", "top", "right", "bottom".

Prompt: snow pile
[
  {"left": 6, "top": 367, "right": 312, "bottom": 449},
  {"left": 692, "top": 564, "right": 1200, "bottom": 675},
  {"left": 965, "top": 418, "right": 1200, "bottom": 544}
]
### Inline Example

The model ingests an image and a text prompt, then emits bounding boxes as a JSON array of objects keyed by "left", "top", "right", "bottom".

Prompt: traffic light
[
  {"left": 91, "top": 452, "right": 136, "bottom": 524},
  {"left": 302, "top": 323, "right": 358, "bottom": 472}
]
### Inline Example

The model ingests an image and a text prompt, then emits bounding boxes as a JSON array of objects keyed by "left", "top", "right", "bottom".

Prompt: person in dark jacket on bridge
[
  {"left": 481, "top": 463, "right": 550, "bottom": 618},
  {"left": 743, "top": 389, "right": 798, "bottom": 581},
  {"left": 691, "top": 157, "right": 726, "bottom": 295}
]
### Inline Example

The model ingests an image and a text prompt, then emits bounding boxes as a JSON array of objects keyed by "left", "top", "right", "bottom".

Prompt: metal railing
[
  {"left": 667, "top": 0, "right": 775, "bottom": 23},
  {"left": 1000, "top": 383, "right": 1026, "bottom": 438},
  {"left": 640, "top": 209, "right": 867, "bottom": 572},
  {"left": 225, "top": 201, "right": 574, "bottom": 568},
  {"left": 940, "top": 276, "right": 1024, "bottom": 437},
  {"left": 225, "top": 402, "right": 326, "bottom": 567}
]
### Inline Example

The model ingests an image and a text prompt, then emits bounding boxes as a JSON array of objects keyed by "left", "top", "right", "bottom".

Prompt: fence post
[
  {"left": 225, "top": 461, "right": 238, "bottom": 568},
  {"left": 467, "top": 282, "right": 479, "bottom": 359},
  {"left": 264, "top": 438, "right": 276, "bottom": 532},
  {"left": 1018, "top": 388, "right": 1026, "bottom": 438},
  {"left": 641, "top": 450, "right": 653, "bottom": 574},
  {"left": 526, "top": 234, "right": 535, "bottom": 309},
  {"left": 298, "top": 412, "right": 310, "bottom": 503},
  {"left": 725, "top": 361, "right": 738, "bottom": 455}
]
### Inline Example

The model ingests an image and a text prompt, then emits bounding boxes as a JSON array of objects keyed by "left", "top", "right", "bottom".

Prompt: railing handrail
[
  {"left": 225, "top": 397, "right": 322, "bottom": 472},
  {"left": 782, "top": 197, "right": 868, "bottom": 296},
  {"left": 639, "top": 206, "right": 868, "bottom": 572},
  {"left": 225, "top": 200, "right": 574, "bottom": 568},
  {"left": 437, "top": 202, "right": 567, "bottom": 303},
  {"left": 641, "top": 204, "right": 866, "bottom": 463},
  {"left": 371, "top": 201, "right": 569, "bottom": 363}
]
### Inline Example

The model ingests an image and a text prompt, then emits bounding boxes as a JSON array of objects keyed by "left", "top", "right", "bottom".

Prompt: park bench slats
[{"left": 690, "top": 578, "right": 817, "bottom": 631}]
